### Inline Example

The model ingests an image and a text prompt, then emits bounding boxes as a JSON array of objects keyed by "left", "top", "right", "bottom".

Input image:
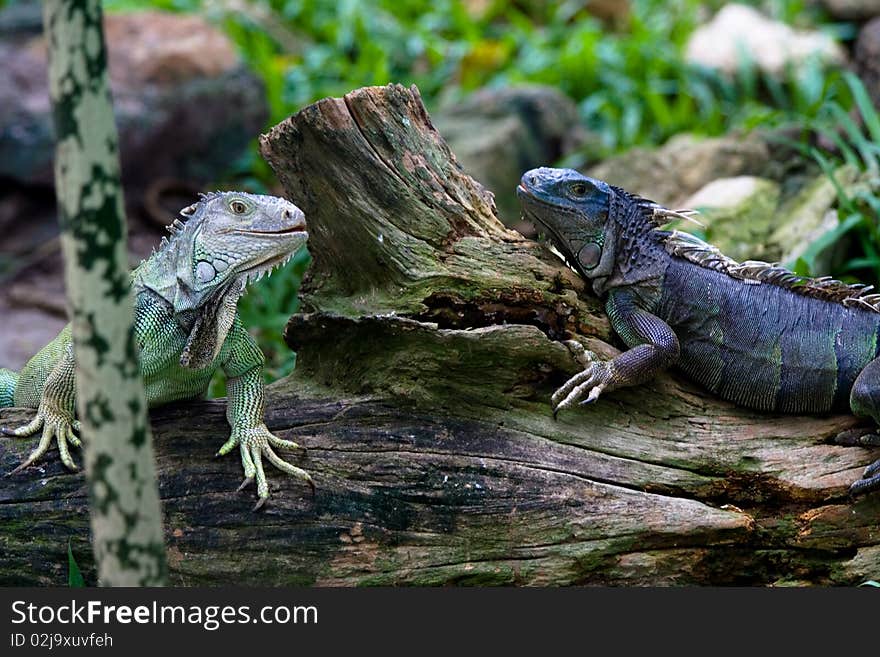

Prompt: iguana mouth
[
  {"left": 234, "top": 226, "right": 308, "bottom": 236},
  {"left": 516, "top": 187, "right": 582, "bottom": 272}
]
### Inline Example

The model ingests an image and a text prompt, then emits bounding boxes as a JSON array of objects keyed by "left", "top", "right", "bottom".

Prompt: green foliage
[
  {"left": 67, "top": 540, "right": 85, "bottom": 587},
  {"left": 103, "top": 0, "right": 843, "bottom": 154},
  {"left": 98, "top": 0, "right": 880, "bottom": 388},
  {"left": 779, "top": 74, "right": 880, "bottom": 284}
]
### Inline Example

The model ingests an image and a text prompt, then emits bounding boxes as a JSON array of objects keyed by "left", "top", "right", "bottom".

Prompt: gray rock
[
  {"left": 679, "top": 167, "right": 860, "bottom": 276},
  {"left": 0, "top": 0, "right": 41, "bottom": 35},
  {"left": 681, "top": 176, "right": 781, "bottom": 262},
  {"left": 822, "top": 0, "right": 880, "bottom": 21},
  {"left": 587, "top": 132, "right": 774, "bottom": 208},
  {"left": 0, "top": 9, "right": 268, "bottom": 190},
  {"left": 434, "top": 85, "right": 594, "bottom": 225},
  {"left": 686, "top": 4, "right": 845, "bottom": 77},
  {"left": 770, "top": 166, "right": 859, "bottom": 270}
]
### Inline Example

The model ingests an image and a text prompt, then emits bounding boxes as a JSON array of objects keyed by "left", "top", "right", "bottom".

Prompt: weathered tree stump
[{"left": 2, "top": 84, "right": 879, "bottom": 586}]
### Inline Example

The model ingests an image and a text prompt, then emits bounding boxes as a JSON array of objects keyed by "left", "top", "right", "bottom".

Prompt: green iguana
[
  {"left": 517, "top": 167, "right": 880, "bottom": 497},
  {"left": 0, "top": 191, "right": 311, "bottom": 509}
]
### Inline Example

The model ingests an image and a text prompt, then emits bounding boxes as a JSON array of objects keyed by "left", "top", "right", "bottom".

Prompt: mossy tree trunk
[
  {"left": 43, "top": 0, "right": 166, "bottom": 586},
  {"left": 1, "top": 84, "right": 878, "bottom": 586}
]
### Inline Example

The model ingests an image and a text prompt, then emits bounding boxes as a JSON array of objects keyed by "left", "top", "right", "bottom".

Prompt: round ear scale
[
  {"left": 195, "top": 261, "right": 216, "bottom": 284},
  {"left": 578, "top": 243, "right": 602, "bottom": 270}
]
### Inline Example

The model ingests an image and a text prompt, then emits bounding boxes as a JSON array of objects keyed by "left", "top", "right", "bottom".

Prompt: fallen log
[{"left": 1, "top": 84, "right": 878, "bottom": 586}]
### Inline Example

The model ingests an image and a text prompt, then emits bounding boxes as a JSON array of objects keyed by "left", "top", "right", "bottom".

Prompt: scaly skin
[
  {"left": 517, "top": 167, "right": 880, "bottom": 498},
  {"left": 0, "top": 191, "right": 311, "bottom": 509}
]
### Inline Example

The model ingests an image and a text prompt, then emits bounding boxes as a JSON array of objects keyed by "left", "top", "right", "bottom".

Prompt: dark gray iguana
[
  {"left": 517, "top": 167, "right": 880, "bottom": 497},
  {"left": 0, "top": 192, "right": 311, "bottom": 509}
]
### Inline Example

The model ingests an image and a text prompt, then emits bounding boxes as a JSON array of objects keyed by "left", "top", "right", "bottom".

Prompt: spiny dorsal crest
[
  {"left": 663, "top": 230, "right": 880, "bottom": 313},
  {"left": 609, "top": 187, "right": 880, "bottom": 313},
  {"left": 138, "top": 195, "right": 210, "bottom": 268}
]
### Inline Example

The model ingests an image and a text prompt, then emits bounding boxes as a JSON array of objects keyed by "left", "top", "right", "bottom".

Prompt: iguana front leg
[
  {"left": 553, "top": 290, "right": 680, "bottom": 416},
  {"left": 215, "top": 323, "right": 312, "bottom": 509},
  {"left": 1, "top": 344, "right": 82, "bottom": 472}
]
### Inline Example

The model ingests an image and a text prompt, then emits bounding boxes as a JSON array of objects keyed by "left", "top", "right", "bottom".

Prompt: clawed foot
[
  {"left": 833, "top": 428, "right": 880, "bottom": 498},
  {"left": 2, "top": 410, "right": 82, "bottom": 474},
  {"left": 850, "top": 459, "right": 880, "bottom": 497},
  {"left": 833, "top": 427, "right": 880, "bottom": 447},
  {"left": 216, "top": 424, "right": 313, "bottom": 511},
  {"left": 551, "top": 340, "right": 615, "bottom": 418}
]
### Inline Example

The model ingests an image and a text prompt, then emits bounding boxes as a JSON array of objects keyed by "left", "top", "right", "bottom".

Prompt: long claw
[
  {"left": 10, "top": 453, "right": 38, "bottom": 476},
  {"left": 4, "top": 416, "right": 43, "bottom": 438},
  {"left": 252, "top": 446, "right": 268, "bottom": 501},
  {"left": 268, "top": 435, "right": 302, "bottom": 451},
  {"left": 216, "top": 435, "right": 238, "bottom": 457},
  {"left": 9, "top": 462, "right": 29, "bottom": 476},
  {"left": 579, "top": 384, "right": 606, "bottom": 406},
  {"left": 551, "top": 368, "right": 592, "bottom": 406},
  {"left": 264, "top": 446, "right": 308, "bottom": 477},
  {"left": 556, "top": 372, "right": 600, "bottom": 411},
  {"left": 239, "top": 443, "right": 256, "bottom": 480},
  {"left": 218, "top": 425, "right": 314, "bottom": 509},
  {"left": 551, "top": 358, "right": 614, "bottom": 417},
  {"left": 57, "top": 426, "right": 80, "bottom": 471}
]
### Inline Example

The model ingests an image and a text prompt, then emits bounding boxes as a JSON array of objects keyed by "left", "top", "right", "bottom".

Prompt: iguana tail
[{"left": 0, "top": 368, "right": 18, "bottom": 408}]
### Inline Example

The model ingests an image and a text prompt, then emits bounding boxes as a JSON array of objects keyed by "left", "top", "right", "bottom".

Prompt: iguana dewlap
[
  {"left": 517, "top": 166, "right": 880, "bottom": 497},
  {"left": 0, "top": 192, "right": 311, "bottom": 509}
]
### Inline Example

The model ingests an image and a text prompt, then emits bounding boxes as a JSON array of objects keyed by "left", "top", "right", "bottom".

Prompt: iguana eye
[
  {"left": 570, "top": 182, "right": 589, "bottom": 197},
  {"left": 230, "top": 199, "right": 248, "bottom": 214}
]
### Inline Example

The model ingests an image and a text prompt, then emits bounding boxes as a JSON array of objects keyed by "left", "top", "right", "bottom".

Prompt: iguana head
[
  {"left": 516, "top": 167, "right": 614, "bottom": 279},
  {"left": 180, "top": 191, "right": 307, "bottom": 298},
  {"left": 134, "top": 191, "right": 308, "bottom": 368}
]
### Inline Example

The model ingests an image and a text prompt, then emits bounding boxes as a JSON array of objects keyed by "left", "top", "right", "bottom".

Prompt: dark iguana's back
[{"left": 658, "top": 257, "right": 880, "bottom": 414}]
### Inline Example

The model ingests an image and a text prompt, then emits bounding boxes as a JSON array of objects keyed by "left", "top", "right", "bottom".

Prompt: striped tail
[{"left": 0, "top": 368, "right": 18, "bottom": 408}]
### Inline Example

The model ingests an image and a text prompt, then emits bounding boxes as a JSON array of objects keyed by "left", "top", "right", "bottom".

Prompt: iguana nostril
[
  {"left": 530, "top": 175, "right": 537, "bottom": 185},
  {"left": 283, "top": 209, "right": 292, "bottom": 220}
]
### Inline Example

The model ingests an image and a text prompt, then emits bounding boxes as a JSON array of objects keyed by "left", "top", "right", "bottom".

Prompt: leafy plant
[
  {"left": 780, "top": 73, "right": 880, "bottom": 283},
  {"left": 68, "top": 540, "right": 85, "bottom": 587},
  {"left": 98, "top": 0, "right": 878, "bottom": 390},
  {"left": 102, "top": 0, "right": 843, "bottom": 153}
]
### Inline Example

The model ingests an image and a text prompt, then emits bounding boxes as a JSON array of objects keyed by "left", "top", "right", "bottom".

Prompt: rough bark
[
  {"left": 2, "top": 84, "right": 879, "bottom": 586},
  {"left": 43, "top": 0, "right": 166, "bottom": 585}
]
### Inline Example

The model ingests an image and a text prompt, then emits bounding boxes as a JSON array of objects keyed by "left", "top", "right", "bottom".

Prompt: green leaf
[
  {"left": 792, "top": 257, "right": 812, "bottom": 277},
  {"left": 858, "top": 580, "right": 880, "bottom": 587},
  {"left": 789, "top": 211, "right": 864, "bottom": 273},
  {"left": 846, "top": 72, "right": 880, "bottom": 147},
  {"left": 68, "top": 540, "right": 85, "bottom": 588}
]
